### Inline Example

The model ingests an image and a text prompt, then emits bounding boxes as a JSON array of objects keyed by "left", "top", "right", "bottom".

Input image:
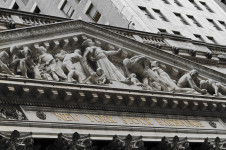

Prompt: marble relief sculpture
[
  {"left": 36, "top": 46, "right": 67, "bottom": 81},
  {"left": 0, "top": 51, "right": 14, "bottom": 76},
  {"left": 123, "top": 55, "right": 170, "bottom": 91},
  {"left": 200, "top": 79, "right": 226, "bottom": 96},
  {"left": 1, "top": 38, "right": 225, "bottom": 96},
  {"left": 177, "top": 70, "right": 207, "bottom": 95},
  {"left": 10, "top": 46, "right": 35, "bottom": 78},
  {"left": 82, "top": 39, "right": 126, "bottom": 82}
]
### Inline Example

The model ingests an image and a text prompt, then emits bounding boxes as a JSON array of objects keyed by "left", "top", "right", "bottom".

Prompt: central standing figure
[{"left": 82, "top": 39, "right": 126, "bottom": 82}]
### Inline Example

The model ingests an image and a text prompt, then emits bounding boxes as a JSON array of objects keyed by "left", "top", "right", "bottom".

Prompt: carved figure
[
  {"left": 95, "top": 68, "right": 112, "bottom": 84},
  {"left": 0, "top": 108, "right": 7, "bottom": 119},
  {"left": 151, "top": 61, "right": 198, "bottom": 94},
  {"left": 177, "top": 70, "right": 207, "bottom": 94},
  {"left": 47, "top": 132, "right": 97, "bottom": 150},
  {"left": 123, "top": 55, "right": 169, "bottom": 91},
  {"left": 123, "top": 73, "right": 143, "bottom": 86},
  {"left": 152, "top": 136, "right": 190, "bottom": 150},
  {"left": 83, "top": 39, "right": 126, "bottom": 81},
  {"left": 0, "top": 130, "right": 33, "bottom": 150},
  {"left": 102, "top": 135, "right": 123, "bottom": 150},
  {"left": 200, "top": 79, "right": 226, "bottom": 96},
  {"left": 0, "top": 51, "right": 14, "bottom": 76},
  {"left": 62, "top": 49, "right": 86, "bottom": 83},
  {"left": 36, "top": 46, "right": 67, "bottom": 81},
  {"left": 10, "top": 46, "right": 35, "bottom": 78}
]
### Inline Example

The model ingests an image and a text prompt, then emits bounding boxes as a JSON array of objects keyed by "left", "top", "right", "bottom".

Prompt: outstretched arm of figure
[
  {"left": 103, "top": 48, "right": 122, "bottom": 56},
  {"left": 188, "top": 77, "right": 207, "bottom": 94}
]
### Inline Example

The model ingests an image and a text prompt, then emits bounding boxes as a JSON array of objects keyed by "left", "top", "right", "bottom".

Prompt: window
[
  {"left": 189, "top": 0, "right": 202, "bottom": 10},
  {"left": 187, "top": 15, "right": 202, "bottom": 27},
  {"left": 33, "top": 6, "right": 40, "bottom": 13},
  {"left": 86, "top": 3, "right": 102, "bottom": 23},
  {"left": 138, "top": 6, "right": 155, "bottom": 19},
  {"left": 158, "top": 28, "right": 167, "bottom": 33},
  {"left": 12, "top": 2, "right": 19, "bottom": 10},
  {"left": 174, "top": 0, "right": 183, "bottom": 6},
  {"left": 207, "top": 36, "right": 217, "bottom": 44},
  {"left": 219, "top": 21, "right": 226, "bottom": 29},
  {"left": 194, "top": 34, "right": 204, "bottom": 42},
  {"left": 153, "top": 9, "right": 168, "bottom": 22},
  {"left": 21, "top": 0, "right": 29, "bottom": 6},
  {"left": 162, "top": 0, "right": 170, "bottom": 4},
  {"left": 93, "top": 11, "right": 101, "bottom": 23},
  {"left": 174, "top": 13, "right": 189, "bottom": 25},
  {"left": 200, "top": 2, "right": 214, "bottom": 13},
  {"left": 207, "top": 19, "right": 222, "bottom": 30},
  {"left": 60, "top": 0, "right": 75, "bottom": 18},
  {"left": 172, "top": 31, "right": 182, "bottom": 35}
]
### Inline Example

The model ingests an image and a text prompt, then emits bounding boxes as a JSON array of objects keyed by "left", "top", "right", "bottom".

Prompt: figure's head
[
  {"left": 151, "top": 61, "right": 160, "bottom": 68},
  {"left": 82, "top": 39, "right": 96, "bottom": 48},
  {"left": 200, "top": 80, "right": 208, "bottom": 89},
  {"left": 74, "top": 49, "right": 81, "bottom": 55},
  {"left": 129, "top": 73, "right": 136, "bottom": 78},
  {"left": 190, "top": 69, "right": 198, "bottom": 78},
  {"left": 123, "top": 58, "right": 130, "bottom": 67},
  {"left": 96, "top": 68, "right": 104, "bottom": 76}
]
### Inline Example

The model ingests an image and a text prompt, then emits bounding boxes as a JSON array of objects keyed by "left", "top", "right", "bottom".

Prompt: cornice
[{"left": 0, "top": 77, "right": 226, "bottom": 119}]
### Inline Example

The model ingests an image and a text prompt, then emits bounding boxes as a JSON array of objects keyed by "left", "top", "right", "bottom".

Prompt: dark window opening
[
  {"left": 33, "top": 6, "right": 41, "bottom": 13},
  {"left": 207, "top": 36, "right": 217, "bottom": 44},
  {"left": 207, "top": 19, "right": 222, "bottom": 30},
  {"left": 172, "top": 31, "right": 181, "bottom": 35},
  {"left": 187, "top": 15, "right": 202, "bottom": 27},
  {"left": 138, "top": 6, "right": 155, "bottom": 19},
  {"left": 174, "top": 13, "right": 189, "bottom": 25},
  {"left": 153, "top": 9, "right": 169, "bottom": 22},
  {"left": 158, "top": 28, "right": 167, "bottom": 33},
  {"left": 174, "top": 0, "right": 183, "bottom": 7},
  {"left": 93, "top": 11, "right": 101, "bottom": 23},
  {"left": 189, "top": 0, "right": 202, "bottom": 10},
  {"left": 194, "top": 34, "right": 204, "bottom": 42},
  {"left": 12, "top": 2, "right": 19, "bottom": 10},
  {"left": 200, "top": 1, "right": 214, "bottom": 13}
]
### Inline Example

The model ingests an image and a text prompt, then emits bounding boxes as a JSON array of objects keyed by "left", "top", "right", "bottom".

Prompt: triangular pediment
[{"left": 0, "top": 20, "right": 225, "bottom": 96}]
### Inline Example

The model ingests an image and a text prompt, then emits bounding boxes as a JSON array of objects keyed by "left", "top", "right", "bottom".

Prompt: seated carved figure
[
  {"left": 177, "top": 70, "right": 207, "bottom": 95},
  {"left": 36, "top": 46, "right": 67, "bottom": 81},
  {"left": 200, "top": 79, "right": 226, "bottom": 96}
]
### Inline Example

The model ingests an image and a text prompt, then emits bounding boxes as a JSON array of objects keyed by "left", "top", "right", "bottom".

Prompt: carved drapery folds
[
  {"left": 102, "top": 134, "right": 146, "bottom": 150},
  {"left": 0, "top": 34, "right": 225, "bottom": 96},
  {"left": 46, "top": 132, "right": 97, "bottom": 150},
  {"left": 0, "top": 130, "right": 33, "bottom": 150}
]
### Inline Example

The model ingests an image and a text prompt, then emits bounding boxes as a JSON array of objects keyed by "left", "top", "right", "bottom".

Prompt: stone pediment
[{"left": 0, "top": 20, "right": 226, "bottom": 116}]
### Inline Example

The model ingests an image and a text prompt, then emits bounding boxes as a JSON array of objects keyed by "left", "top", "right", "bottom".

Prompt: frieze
[{"left": 22, "top": 108, "right": 225, "bottom": 131}]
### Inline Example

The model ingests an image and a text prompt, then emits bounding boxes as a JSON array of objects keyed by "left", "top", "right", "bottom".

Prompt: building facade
[
  {"left": 0, "top": 1, "right": 226, "bottom": 150},
  {"left": 2, "top": 0, "right": 226, "bottom": 45}
]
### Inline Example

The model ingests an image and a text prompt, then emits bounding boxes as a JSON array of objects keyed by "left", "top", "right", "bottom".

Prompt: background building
[
  {"left": 1, "top": 0, "right": 226, "bottom": 150},
  {"left": 2, "top": 0, "right": 226, "bottom": 45}
]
